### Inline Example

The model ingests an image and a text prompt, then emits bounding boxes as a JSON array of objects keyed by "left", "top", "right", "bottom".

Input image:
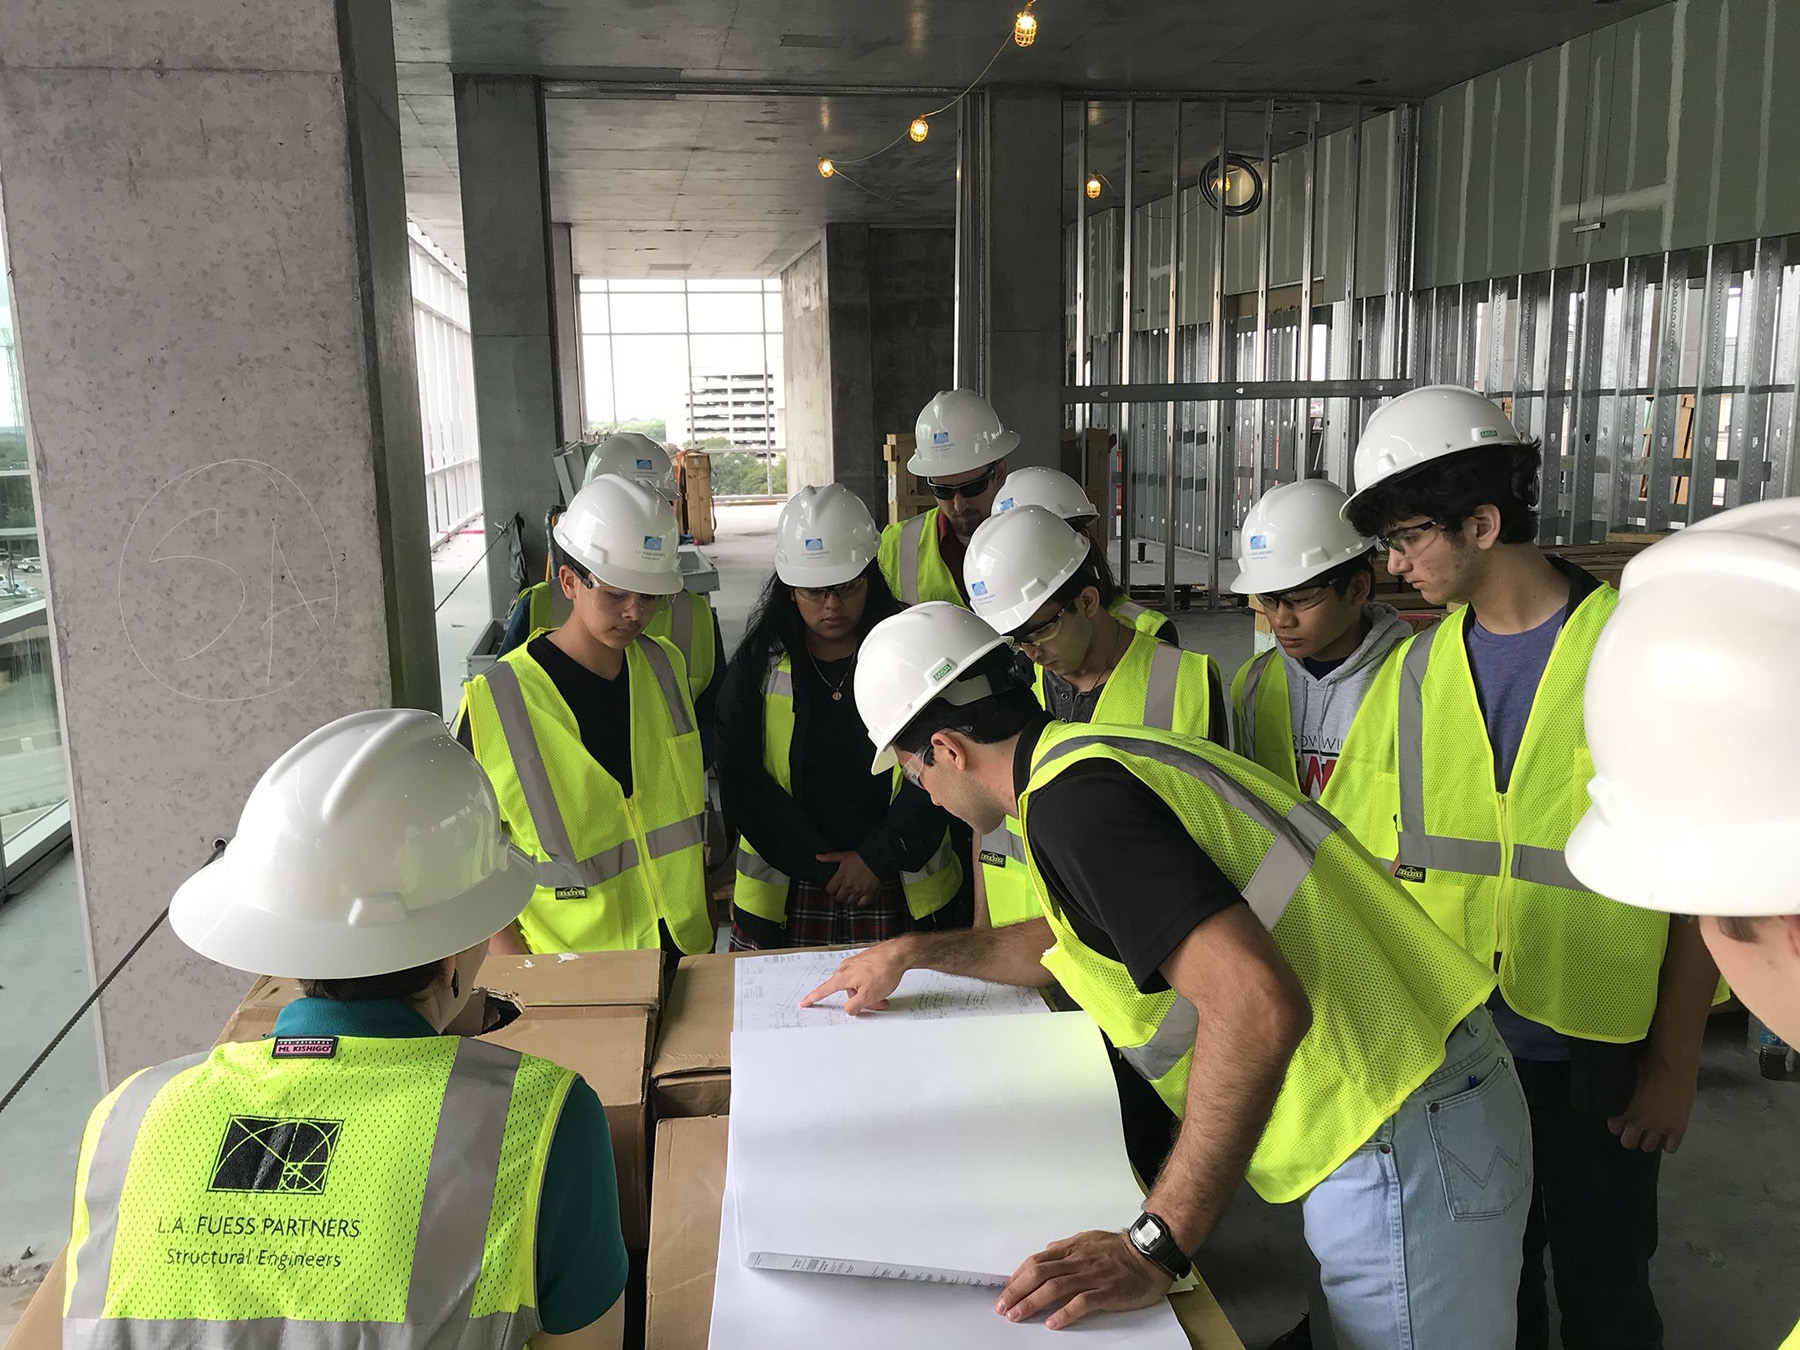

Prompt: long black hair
[{"left": 731, "top": 558, "right": 905, "bottom": 679}]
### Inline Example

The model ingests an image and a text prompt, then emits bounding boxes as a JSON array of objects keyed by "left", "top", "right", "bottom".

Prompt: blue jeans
[{"left": 1302, "top": 1008, "right": 1533, "bottom": 1350}]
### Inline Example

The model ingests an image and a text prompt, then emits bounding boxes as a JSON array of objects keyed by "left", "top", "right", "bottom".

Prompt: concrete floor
[{"left": 4, "top": 509, "right": 1798, "bottom": 1347}]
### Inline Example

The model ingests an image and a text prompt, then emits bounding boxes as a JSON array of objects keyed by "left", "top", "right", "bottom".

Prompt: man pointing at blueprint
[{"left": 804, "top": 605, "right": 1531, "bottom": 1349}]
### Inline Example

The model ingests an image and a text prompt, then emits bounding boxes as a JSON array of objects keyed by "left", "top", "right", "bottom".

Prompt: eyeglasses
[
  {"left": 1253, "top": 585, "right": 1336, "bottom": 615},
  {"left": 794, "top": 576, "right": 868, "bottom": 603},
  {"left": 927, "top": 466, "right": 999, "bottom": 500},
  {"left": 1012, "top": 603, "right": 1069, "bottom": 647},
  {"left": 1376, "top": 519, "right": 1444, "bottom": 556},
  {"left": 580, "top": 575, "right": 661, "bottom": 608},
  {"left": 901, "top": 745, "right": 937, "bottom": 788}
]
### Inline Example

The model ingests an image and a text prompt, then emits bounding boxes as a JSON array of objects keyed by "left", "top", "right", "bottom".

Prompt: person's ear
[
  {"left": 930, "top": 730, "right": 970, "bottom": 772},
  {"left": 1080, "top": 585, "right": 1103, "bottom": 618},
  {"left": 1469, "top": 504, "right": 1503, "bottom": 551},
  {"left": 1779, "top": 914, "right": 1800, "bottom": 961},
  {"left": 557, "top": 564, "right": 581, "bottom": 600},
  {"left": 1347, "top": 569, "right": 1373, "bottom": 607}
]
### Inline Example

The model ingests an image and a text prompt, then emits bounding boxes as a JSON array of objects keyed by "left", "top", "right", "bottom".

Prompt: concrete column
[
  {"left": 551, "top": 222, "right": 584, "bottom": 446},
  {"left": 983, "top": 86, "right": 1064, "bottom": 469},
  {"left": 823, "top": 224, "right": 879, "bottom": 511},
  {"left": 0, "top": 0, "right": 437, "bottom": 1076},
  {"left": 454, "top": 74, "right": 561, "bottom": 616}
]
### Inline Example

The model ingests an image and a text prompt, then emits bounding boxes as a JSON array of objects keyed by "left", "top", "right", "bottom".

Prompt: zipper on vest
[
  {"left": 1495, "top": 790, "right": 1514, "bottom": 978},
  {"left": 621, "top": 796, "right": 670, "bottom": 933}
]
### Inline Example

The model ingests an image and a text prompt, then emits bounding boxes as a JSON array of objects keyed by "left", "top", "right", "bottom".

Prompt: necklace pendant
[{"left": 831, "top": 689, "right": 843, "bottom": 701}]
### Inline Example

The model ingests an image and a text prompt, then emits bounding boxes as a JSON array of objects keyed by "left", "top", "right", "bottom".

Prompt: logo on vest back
[
  {"left": 979, "top": 849, "right": 1007, "bottom": 867},
  {"left": 210, "top": 1116, "right": 342, "bottom": 1195},
  {"left": 271, "top": 1036, "right": 337, "bottom": 1060},
  {"left": 1394, "top": 863, "right": 1428, "bottom": 883},
  {"left": 554, "top": 886, "right": 589, "bottom": 900}
]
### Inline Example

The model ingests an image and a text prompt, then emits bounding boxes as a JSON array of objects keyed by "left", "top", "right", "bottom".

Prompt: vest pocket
[{"left": 1426, "top": 1066, "right": 1530, "bottom": 1221}]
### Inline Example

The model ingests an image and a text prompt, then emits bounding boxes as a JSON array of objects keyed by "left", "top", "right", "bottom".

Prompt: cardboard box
[
  {"left": 0, "top": 1247, "right": 623, "bottom": 1350},
  {"left": 643, "top": 1114, "right": 1244, "bottom": 1350},
  {"left": 479, "top": 948, "right": 663, "bottom": 1012},
  {"left": 649, "top": 947, "right": 854, "bottom": 1119},
  {"left": 482, "top": 1005, "right": 655, "bottom": 1248}
]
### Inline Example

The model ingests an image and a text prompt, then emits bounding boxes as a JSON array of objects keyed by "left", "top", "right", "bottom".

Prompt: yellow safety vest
[
  {"left": 1109, "top": 596, "right": 1174, "bottom": 641},
  {"left": 518, "top": 582, "right": 715, "bottom": 699},
  {"left": 1329, "top": 584, "right": 1670, "bottom": 1042},
  {"left": 1228, "top": 648, "right": 1375, "bottom": 811},
  {"left": 877, "top": 509, "right": 964, "bottom": 606},
  {"left": 460, "top": 632, "right": 711, "bottom": 955},
  {"left": 981, "top": 631, "right": 1221, "bottom": 929},
  {"left": 1019, "top": 721, "right": 1494, "bottom": 1203},
  {"left": 733, "top": 654, "right": 961, "bottom": 923},
  {"left": 65, "top": 1036, "right": 572, "bottom": 1349}
]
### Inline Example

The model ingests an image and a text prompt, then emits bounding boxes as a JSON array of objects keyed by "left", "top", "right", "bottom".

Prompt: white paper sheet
[
  {"left": 709, "top": 1182, "right": 1191, "bottom": 1348},
  {"left": 728, "top": 1012, "right": 1149, "bottom": 1284},
  {"left": 732, "top": 946, "right": 1051, "bottom": 1032}
]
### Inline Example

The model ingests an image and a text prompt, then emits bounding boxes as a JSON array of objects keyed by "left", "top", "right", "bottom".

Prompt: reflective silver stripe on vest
[
  {"left": 1394, "top": 622, "right": 1504, "bottom": 878},
  {"left": 1141, "top": 641, "right": 1183, "bottom": 731},
  {"left": 1113, "top": 598, "right": 1146, "bottom": 624},
  {"left": 66, "top": 1041, "right": 535, "bottom": 1350},
  {"left": 645, "top": 812, "right": 705, "bottom": 859},
  {"left": 763, "top": 663, "right": 793, "bottom": 698},
  {"left": 1035, "top": 733, "right": 1334, "bottom": 932},
  {"left": 1511, "top": 842, "right": 1583, "bottom": 891},
  {"left": 1116, "top": 995, "right": 1198, "bottom": 1082},
  {"left": 669, "top": 589, "right": 695, "bottom": 664},
  {"left": 66, "top": 1054, "right": 210, "bottom": 1319},
  {"left": 1237, "top": 648, "right": 1278, "bottom": 764},
  {"left": 901, "top": 832, "right": 959, "bottom": 886},
  {"left": 66, "top": 1310, "right": 536, "bottom": 1350},
  {"left": 635, "top": 633, "right": 695, "bottom": 736},
  {"left": 896, "top": 513, "right": 927, "bottom": 605},
  {"left": 736, "top": 844, "right": 789, "bottom": 887},
  {"left": 484, "top": 660, "right": 588, "bottom": 889},
  {"left": 981, "top": 821, "right": 1026, "bottom": 865}
]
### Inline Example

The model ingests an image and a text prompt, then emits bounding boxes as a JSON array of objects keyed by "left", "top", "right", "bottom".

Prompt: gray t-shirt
[{"left": 1465, "top": 592, "right": 1573, "bottom": 1060}]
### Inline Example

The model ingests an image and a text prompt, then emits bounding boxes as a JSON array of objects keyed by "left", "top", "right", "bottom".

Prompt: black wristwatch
[{"left": 1125, "top": 1211, "right": 1192, "bottom": 1280}]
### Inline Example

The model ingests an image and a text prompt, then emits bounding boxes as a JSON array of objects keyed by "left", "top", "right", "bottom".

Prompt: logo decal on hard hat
[
  {"left": 998, "top": 497, "right": 1015, "bottom": 511},
  {"left": 1477, "top": 428, "right": 1499, "bottom": 440},
  {"left": 642, "top": 535, "right": 664, "bottom": 552},
  {"left": 804, "top": 537, "right": 824, "bottom": 553},
  {"left": 636, "top": 457, "right": 655, "bottom": 470},
  {"left": 930, "top": 659, "right": 956, "bottom": 681},
  {"left": 1249, "top": 534, "right": 1269, "bottom": 552},
  {"left": 933, "top": 430, "right": 951, "bottom": 446},
  {"left": 970, "top": 580, "right": 988, "bottom": 597}
]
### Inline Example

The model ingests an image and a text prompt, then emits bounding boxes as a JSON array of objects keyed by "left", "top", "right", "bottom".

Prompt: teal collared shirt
[{"left": 270, "top": 997, "right": 626, "bottom": 1334}]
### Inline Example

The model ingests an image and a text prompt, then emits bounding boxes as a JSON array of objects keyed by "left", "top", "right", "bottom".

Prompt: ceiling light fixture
[
  {"left": 1013, "top": 5, "right": 1038, "bottom": 47},
  {"left": 817, "top": 157, "right": 836, "bottom": 178},
  {"left": 1085, "top": 172, "right": 1109, "bottom": 200},
  {"left": 910, "top": 117, "right": 930, "bottom": 143}
]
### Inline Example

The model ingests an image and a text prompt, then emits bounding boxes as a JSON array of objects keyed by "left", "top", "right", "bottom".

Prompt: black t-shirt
[
  {"left": 1039, "top": 656, "right": 1229, "bottom": 743},
  {"left": 459, "top": 636, "right": 633, "bottom": 795},
  {"left": 1300, "top": 654, "right": 1348, "bottom": 679},
  {"left": 1015, "top": 717, "right": 1245, "bottom": 994},
  {"left": 795, "top": 652, "right": 893, "bottom": 850}
]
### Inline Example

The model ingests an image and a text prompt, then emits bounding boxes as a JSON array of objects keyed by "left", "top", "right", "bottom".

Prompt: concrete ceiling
[{"left": 393, "top": 0, "right": 1669, "bottom": 277}]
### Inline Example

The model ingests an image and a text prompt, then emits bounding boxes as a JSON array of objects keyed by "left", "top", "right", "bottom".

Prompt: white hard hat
[
  {"left": 170, "top": 710, "right": 533, "bottom": 979},
  {"left": 583, "top": 431, "right": 680, "bottom": 503},
  {"left": 963, "top": 506, "right": 1091, "bottom": 634},
  {"left": 1342, "top": 385, "right": 1524, "bottom": 521},
  {"left": 1567, "top": 500, "right": 1800, "bottom": 916},
  {"left": 553, "top": 475, "right": 684, "bottom": 596},
  {"left": 1231, "top": 480, "right": 1376, "bottom": 594},
  {"left": 854, "top": 603, "right": 1012, "bottom": 773},
  {"left": 992, "top": 466, "right": 1098, "bottom": 523},
  {"left": 774, "top": 484, "right": 880, "bottom": 587},
  {"left": 910, "top": 390, "right": 1020, "bottom": 477}
]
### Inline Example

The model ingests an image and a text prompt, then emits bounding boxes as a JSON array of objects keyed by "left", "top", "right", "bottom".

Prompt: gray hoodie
[{"left": 1283, "top": 603, "right": 1411, "bottom": 799}]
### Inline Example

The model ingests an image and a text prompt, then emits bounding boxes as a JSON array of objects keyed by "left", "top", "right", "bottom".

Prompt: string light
[
  {"left": 817, "top": 158, "right": 836, "bottom": 179},
  {"left": 910, "top": 117, "right": 930, "bottom": 143},
  {"left": 1086, "top": 175, "right": 1102, "bottom": 199},
  {"left": 1013, "top": 5, "right": 1038, "bottom": 47}
]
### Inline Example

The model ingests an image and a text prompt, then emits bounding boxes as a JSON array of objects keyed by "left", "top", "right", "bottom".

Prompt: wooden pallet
[{"left": 883, "top": 434, "right": 935, "bottom": 524}]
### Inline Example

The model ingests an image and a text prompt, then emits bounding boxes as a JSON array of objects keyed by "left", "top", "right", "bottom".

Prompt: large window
[
  {"left": 0, "top": 180, "right": 70, "bottom": 873},
  {"left": 580, "top": 278, "right": 787, "bottom": 495}
]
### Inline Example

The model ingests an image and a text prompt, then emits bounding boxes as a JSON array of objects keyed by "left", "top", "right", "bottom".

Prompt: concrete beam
[
  {"left": 454, "top": 74, "right": 561, "bottom": 616},
  {"left": 552, "top": 221, "right": 584, "bottom": 445}
]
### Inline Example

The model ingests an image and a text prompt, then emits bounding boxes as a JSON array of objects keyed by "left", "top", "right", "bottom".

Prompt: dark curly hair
[{"left": 1345, "top": 444, "right": 1543, "bottom": 545}]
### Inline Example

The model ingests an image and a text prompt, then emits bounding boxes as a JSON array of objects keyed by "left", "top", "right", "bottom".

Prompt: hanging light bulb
[
  {"left": 817, "top": 157, "right": 836, "bottom": 179},
  {"left": 1013, "top": 6, "right": 1038, "bottom": 47},
  {"left": 910, "top": 117, "right": 930, "bottom": 143},
  {"left": 1085, "top": 174, "right": 1102, "bottom": 200}
]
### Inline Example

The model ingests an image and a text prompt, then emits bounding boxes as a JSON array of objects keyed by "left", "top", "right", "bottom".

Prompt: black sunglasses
[{"left": 927, "top": 466, "right": 999, "bottom": 500}]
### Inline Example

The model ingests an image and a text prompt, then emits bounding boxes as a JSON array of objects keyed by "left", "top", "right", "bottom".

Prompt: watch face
[{"left": 1129, "top": 1215, "right": 1158, "bottom": 1244}]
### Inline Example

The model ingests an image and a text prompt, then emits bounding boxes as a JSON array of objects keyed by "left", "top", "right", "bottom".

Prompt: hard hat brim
[
  {"left": 1229, "top": 544, "right": 1375, "bottom": 595},
  {"left": 905, "top": 431, "right": 1017, "bottom": 478},
  {"left": 169, "top": 843, "right": 536, "bottom": 980},
  {"left": 1566, "top": 810, "right": 1800, "bottom": 918},
  {"left": 774, "top": 556, "right": 872, "bottom": 588},
  {"left": 584, "top": 560, "right": 687, "bottom": 597},
  {"left": 864, "top": 631, "right": 1011, "bottom": 775}
]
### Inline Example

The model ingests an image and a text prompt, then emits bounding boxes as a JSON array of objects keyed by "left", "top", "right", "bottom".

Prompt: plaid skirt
[{"left": 730, "top": 877, "right": 914, "bottom": 951}]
